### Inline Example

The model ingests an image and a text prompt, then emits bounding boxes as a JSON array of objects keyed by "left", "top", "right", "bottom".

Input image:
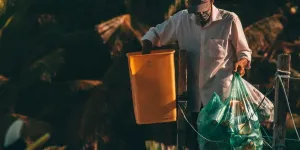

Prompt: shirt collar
[
  {"left": 211, "top": 5, "right": 222, "bottom": 22},
  {"left": 190, "top": 5, "right": 222, "bottom": 26}
]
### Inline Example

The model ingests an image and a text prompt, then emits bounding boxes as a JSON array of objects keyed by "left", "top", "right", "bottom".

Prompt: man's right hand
[{"left": 142, "top": 40, "right": 153, "bottom": 54}]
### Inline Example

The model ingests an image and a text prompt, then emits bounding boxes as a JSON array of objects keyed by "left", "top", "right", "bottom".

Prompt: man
[{"left": 141, "top": 0, "right": 251, "bottom": 149}]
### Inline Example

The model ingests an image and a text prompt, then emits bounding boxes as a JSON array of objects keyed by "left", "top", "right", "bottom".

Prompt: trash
[{"left": 197, "top": 73, "right": 273, "bottom": 150}]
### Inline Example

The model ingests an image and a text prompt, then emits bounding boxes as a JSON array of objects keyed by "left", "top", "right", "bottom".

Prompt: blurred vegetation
[{"left": 0, "top": 0, "right": 299, "bottom": 149}]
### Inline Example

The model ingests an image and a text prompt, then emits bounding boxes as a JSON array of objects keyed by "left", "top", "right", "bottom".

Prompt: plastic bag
[
  {"left": 197, "top": 73, "right": 273, "bottom": 150},
  {"left": 242, "top": 79, "right": 274, "bottom": 122}
]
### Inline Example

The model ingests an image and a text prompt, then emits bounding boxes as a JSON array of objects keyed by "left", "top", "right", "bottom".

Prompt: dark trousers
[{"left": 186, "top": 112, "right": 200, "bottom": 150}]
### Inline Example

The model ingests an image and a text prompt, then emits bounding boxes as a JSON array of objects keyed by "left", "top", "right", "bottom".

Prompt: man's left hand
[{"left": 234, "top": 58, "right": 249, "bottom": 76}]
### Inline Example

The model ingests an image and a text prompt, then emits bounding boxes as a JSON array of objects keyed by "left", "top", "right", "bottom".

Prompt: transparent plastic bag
[
  {"left": 242, "top": 79, "right": 274, "bottom": 122},
  {"left": 197, "top": 73, "right": 273, "bottom": 150}
]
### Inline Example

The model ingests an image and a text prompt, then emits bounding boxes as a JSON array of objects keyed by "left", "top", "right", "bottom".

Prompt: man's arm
[
  {"left": 141, "top": 11, "right": 182, "bottom": 54},
  {"left": 231, "top": 14, "right": 252, "bottom": 76}
]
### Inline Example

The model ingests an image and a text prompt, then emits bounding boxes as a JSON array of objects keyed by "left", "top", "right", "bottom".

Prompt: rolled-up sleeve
[
  {"left": 231, "top": 14, "right": 252, "bottom": 69},
  {"left": 141, "top": 11, "right": 181, "bottom": 47}
]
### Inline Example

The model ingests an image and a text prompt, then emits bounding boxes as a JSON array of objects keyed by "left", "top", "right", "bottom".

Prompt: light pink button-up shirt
[{"left": 142, "top": 5, "right": 252, "bottom": 112}]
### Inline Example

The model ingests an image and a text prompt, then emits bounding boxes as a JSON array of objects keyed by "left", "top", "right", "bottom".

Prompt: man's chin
[{"left": 199, "top": 17, "right": 209, "bottom": 21}]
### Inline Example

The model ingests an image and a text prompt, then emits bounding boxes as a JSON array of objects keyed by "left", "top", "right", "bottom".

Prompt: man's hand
[
  {"left": 234, "top": 58, "right": 249, "bottom": 76},
  {"left": 142, "top": 40, "right": 153, "bottom": 54}
]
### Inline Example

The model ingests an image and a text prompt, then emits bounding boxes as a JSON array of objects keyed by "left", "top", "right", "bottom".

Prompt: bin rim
[{"left": 126, "top": 49, "right": 175, "bottom": 57}]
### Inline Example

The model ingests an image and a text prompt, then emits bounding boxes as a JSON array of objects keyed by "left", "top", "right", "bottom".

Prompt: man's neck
[
  {"left": 200, "top": 21, "right": 208, "bottom": 27},
  {"left": 199, "top": 15, "right": 211, "bottom": 27}
]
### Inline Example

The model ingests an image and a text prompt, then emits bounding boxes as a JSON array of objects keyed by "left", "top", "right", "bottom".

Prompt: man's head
[{"left": 187, "top": 0, "right": 214, "bottom": 23}]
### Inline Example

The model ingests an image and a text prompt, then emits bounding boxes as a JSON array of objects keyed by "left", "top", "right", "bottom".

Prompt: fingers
[
  {"left": 233, "top": 63, "right": 238, "bottom": 72},
  {"left": 237, "top": 65, "right": 245, "bottom": 76},
  {"left": 239, "top": 67, "right": 245, "bottom": 76},
  {"left": 233, "top": 63, "right": 245, "bottom": 76}
]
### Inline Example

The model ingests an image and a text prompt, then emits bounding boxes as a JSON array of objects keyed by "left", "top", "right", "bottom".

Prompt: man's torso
[{"left": 174, "top": 9, "right": 237, "bottom": 111}]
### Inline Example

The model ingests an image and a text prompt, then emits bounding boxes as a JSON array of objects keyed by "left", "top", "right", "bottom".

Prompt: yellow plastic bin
[{"left": 127, "top": 49, "right": 177, "bottom": 124}]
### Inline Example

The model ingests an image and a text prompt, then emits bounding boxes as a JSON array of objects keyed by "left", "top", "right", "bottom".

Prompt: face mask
[
  {"left": 188, "top": 2, "right": 212, "bottom": 23},
  {"left": 195, "top": 9, "right": 211, "bottom": 22}
]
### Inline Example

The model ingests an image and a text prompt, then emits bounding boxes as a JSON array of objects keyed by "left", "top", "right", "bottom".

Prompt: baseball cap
[{"left": 188, "top": 0, "right": 211, "bottom": 14}]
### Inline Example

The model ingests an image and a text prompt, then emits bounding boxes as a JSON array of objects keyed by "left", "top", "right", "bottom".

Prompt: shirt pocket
[{"left": 208, "top": 39, "right": 226, "bottom": 59}]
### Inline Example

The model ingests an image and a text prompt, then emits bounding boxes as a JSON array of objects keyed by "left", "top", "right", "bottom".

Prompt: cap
[{"left": 188, "top": 0, "right": 211, "bottom": 14}]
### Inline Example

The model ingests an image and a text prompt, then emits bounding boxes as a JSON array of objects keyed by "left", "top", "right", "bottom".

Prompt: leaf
[
  {"left": 30, "top": 48, "right": 65, "bottom": 73},
  {"left": 43, "top": 146, "right": 67, "bottom": 150},
  {"left": 70, "top": 80, "right": 103, "bottom": 91},
  {"left": 164, "top": 0, "right": 184, "bottom": 20},
  {"left": 0, "top": 0, "right": 37, "bottom": 38},
  {"left": 0, "top": 0, "right": 7, "bottom": 16},
  {"left": 0, "top": 15, "right": 13, "bottom": 37},
  {"left": 0, "top": 74, "right": 8, "bottom": 82},
  {"left": 14, "top": 48, "right": 65, "bottom": 85},
  {"left": 244, "top": 14, "right": 286, "bottom": 58},
  {"left": 96, "top": 14, "right": 144, "bottom": 44}
]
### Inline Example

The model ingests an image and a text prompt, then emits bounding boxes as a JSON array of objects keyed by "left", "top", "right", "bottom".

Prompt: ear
[{"left": 185, "top": 0, "right": 188, "bottom": 8}]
